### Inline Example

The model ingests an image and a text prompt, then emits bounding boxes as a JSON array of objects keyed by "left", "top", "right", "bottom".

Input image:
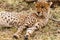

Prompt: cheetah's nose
[{"left": 37, "top": 12, "right": 40, "bottom": 14}]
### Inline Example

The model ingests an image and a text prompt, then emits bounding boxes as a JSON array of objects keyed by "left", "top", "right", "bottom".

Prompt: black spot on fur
[
  {"left": 1, "top": 17, "right": 3, "bottom": 18},
  {"left": 8, "top": 16, "right": 10, "bottom": 17},
  {"left": 13, "top": 35, "right": 18, "bottom": 39},
  {"left": 7, "top": 21, "right": 8, "bottom": 23},
  {"left": 5, "top": 17, "right": 7, "bottom": 19}
]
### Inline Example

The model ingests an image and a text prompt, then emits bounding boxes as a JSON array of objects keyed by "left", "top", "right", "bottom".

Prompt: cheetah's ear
[
  {"left": 34, "top": 2, "right": 36, "bottom": 4},
  {"left": 34, "top": 2, "right": 39, "bottom": 7},
  {"left": 34, "top": 2, "right": 36, "bottom": 5},
  {"left": 48, "top": 2, "right": 53, "bottom": 6}
]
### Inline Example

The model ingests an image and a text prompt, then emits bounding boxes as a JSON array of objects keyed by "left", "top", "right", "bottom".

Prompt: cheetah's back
[{"left": 0, "top": 11, "right": 28, "bottom": 27}]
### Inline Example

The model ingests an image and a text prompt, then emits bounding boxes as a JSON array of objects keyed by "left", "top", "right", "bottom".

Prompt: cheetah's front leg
[
  {"left": 24, "top": 22, "right": 41, "bottom": 40},
  {"left": 13, "top": 26, "right": 26, "bottom": 39}
]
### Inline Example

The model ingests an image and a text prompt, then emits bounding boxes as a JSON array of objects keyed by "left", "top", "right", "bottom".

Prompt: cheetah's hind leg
[{"left": 13, "top": 26, "right": 26, "bottom": 39}]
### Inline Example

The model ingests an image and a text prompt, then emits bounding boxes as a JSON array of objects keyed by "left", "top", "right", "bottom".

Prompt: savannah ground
[{"left": 0, "top": 0, "right": 60, "bottom": 40}]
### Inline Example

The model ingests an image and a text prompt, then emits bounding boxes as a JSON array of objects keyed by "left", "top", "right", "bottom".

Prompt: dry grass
[{"left": 0, "top": 0, "right": 60, "bottom": 40}]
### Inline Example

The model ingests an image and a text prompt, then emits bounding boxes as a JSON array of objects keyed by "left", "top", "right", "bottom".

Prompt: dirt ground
[{"left": 0, "top": 0, "right": 60, "bottom": 40}]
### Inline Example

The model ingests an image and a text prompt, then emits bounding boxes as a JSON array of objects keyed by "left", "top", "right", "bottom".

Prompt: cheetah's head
[{"left": 34, "top": 1, "right": 52, "bottom": 17}]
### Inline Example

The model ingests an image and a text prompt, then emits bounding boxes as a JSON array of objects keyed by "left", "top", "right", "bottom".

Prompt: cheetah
[{"left": 0, "top": 1, "right": 52, "bottom": 40}]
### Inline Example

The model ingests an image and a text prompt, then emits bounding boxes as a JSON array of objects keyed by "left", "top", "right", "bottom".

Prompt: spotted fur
[{"left": 0, "top": 1, "right": 52, "bottom": 40}]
